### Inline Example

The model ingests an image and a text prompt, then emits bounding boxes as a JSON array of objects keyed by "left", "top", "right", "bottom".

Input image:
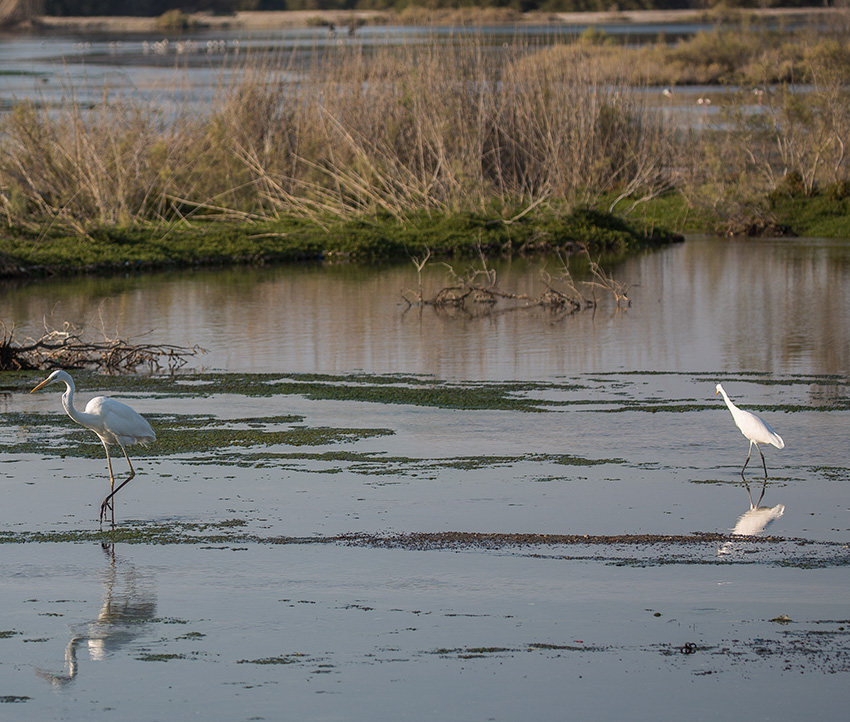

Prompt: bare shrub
[
  {"left": 0, "top": 95, "right": 179, "bottom": 230},
  {"left": 675, "top": 35, "right": 850, "bottom": 232},
  {"left": 402, "top": 246, "right": 629, "bottom": 314},
  {"left": 486, "top": 43, "right": 676, "bottom": 212},
  {"left": 0, "top": 320, "right": 201, "bottom": 372},
  {"left": 0, "top": 34, "right": 676, "bottom": 230}
]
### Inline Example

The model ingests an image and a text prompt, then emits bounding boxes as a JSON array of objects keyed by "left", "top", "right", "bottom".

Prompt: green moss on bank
[
  {"left": 636, "top": 188, "right": 850, "bottom": 238},
  {"left": 768, "top": 188, "right": 850, "bottom": 239},
  {"left": 0, "top": 208, "right": 682, "bottom": 278}
]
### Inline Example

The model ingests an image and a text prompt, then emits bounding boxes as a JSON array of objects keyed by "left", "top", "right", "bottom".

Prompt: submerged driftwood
[
  {"left": 0, "top": 321, "right": 202, "bottom": 372},
  {"left": 402, "top": 247, "right": 631, "bottom": 313}
]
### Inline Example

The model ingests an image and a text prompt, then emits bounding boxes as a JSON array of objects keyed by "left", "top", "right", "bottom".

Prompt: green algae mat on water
[
  {"left": 8, "top": 369, "right": 849, "bottom": 539},
  {"left": 8, "top": 369, "right": 849, "bottom": 416}
]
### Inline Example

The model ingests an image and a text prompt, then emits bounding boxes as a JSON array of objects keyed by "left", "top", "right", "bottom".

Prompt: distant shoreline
[{"left": 24, "top": 7, "right": 839, "bottom": 35}]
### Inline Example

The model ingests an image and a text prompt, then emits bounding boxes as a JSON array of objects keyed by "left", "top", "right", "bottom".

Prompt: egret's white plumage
[
  {"left": 31, "top": 370, "right": 155, "bottom": 523},
  {"left": 715, "top": 383, "right": 784, "bottom": 480}
]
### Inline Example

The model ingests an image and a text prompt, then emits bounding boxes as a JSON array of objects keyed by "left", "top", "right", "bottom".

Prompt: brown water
[{"left": 3, "top": 236, "right": 848, "bottom": 377}]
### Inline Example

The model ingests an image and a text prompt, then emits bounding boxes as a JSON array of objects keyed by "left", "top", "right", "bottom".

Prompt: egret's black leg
[
  {"left": 99, "top": 497, "right": 111, "bottom": 525},
  {"left": 99, "top": 444, "right": 136, "bottom": 525},
  {"left": 740, "top": 443, "right": 753, "bottom": 480},
  {"left": 99, "top": 483, "right": 115, "bottom": 526},
  {"left": 98, "top": 491, "right": 114, "bottom": 526},
  {"left": 99, "top": 439, "right": 117, "bottom": 526},
  {"left": 757, "top": 444, "right": 768, "bottom": 480},
  {"left": 99, "top": 498, "right": 113, "bottom": 525},
  {"left": 100, "top": 470, "right": 135, "bottom": 524}
]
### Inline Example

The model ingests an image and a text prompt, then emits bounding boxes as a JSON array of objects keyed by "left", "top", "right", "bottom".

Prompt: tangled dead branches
[
  {"left": 401, "top": 246, "right": 631, "bottom": 314},
  {"left": 1, "top": 320, "right": 203, "bottom": 372}
]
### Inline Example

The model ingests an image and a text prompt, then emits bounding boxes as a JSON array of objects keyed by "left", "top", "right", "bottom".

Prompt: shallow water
[
  {"left": 4, "top": 236, "right": 849, "bottom": 376},
  {"left": 1, "top": 236, "right": 849, "bottom": 720},
  {"left": 3, "top": 542, "right": 848, "bottom": 722}
]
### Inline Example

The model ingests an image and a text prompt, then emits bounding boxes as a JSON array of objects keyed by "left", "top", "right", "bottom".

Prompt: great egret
[
  {"left": 31, "top": 370, "right": 155, "bottom": 523},
  {"left": 715, "top": 383, "right": 784, "bottom": 480}
]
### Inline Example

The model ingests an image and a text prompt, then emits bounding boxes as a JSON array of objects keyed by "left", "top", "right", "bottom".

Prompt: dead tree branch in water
[
  {"left": 1, "top": 320, "right": 203, "bottom": 372},
  {"left": 586, "top": 256, "right": 632, "bottom": 308},
  {"left": 402, "top": 246, "right": 629, "bottom": 313},
  {"left": 407, "top": 247, "right": 431, "bottom": 305}
]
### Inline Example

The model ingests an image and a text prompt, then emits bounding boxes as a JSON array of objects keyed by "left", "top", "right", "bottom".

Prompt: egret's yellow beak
[{"left": 30, "top": 378, "right": 51, "bottom": 393}]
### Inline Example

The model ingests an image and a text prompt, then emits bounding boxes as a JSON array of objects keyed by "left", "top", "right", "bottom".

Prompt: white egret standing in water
[
  {"left": 715, "top": 383, "right": 784, "bottom": 480},
  {"left": 31, "top": 370, "right": 156, "bottom": 524}
]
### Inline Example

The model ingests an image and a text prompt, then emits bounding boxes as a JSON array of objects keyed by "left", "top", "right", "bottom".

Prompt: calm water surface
[
  {"left": 3, "top": 235, "right": 848, "bottom": 376},
  {"left": 1, "top": 236, "right": 849, "bottom": 721},
  {"left": 0, "top": 20, "right": 811, "bottom": 125}
]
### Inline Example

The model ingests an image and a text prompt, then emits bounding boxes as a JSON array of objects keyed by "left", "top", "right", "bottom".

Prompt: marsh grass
[
  {"left": 1, "top": 23, "right": 849, "bottom": 247},
  {"left": 0, "top": 32, "right": 673, "bottom": 232}
]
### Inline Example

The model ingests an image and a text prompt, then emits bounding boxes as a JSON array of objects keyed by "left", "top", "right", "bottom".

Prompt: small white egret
[
  {"left": 715, "top": 383, "right": 784, "bottom": 480},
  {"left": 31, "top": 370, "right": 155, "bottom": 524}
]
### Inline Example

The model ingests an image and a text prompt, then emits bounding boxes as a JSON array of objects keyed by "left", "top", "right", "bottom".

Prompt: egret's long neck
[
  {"left": 719, "top": 388, "right": 738, "bottom": 414},
  {"left": 60, "top": 379, "right": 91, "bottom": 428}
]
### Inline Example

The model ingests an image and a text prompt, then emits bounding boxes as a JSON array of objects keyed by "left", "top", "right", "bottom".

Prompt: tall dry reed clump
[
  {"left": 671, "top": 35, "right": 850, "bottom": 233},
  {"left": 0, "top": 98, "right": 169, "bottom": 230},
  {"left": 3, "top": 28, "right": 849, "bottom": 235},
  {"left": 0, "top": 33, "right": 676, "bottom": 233}
]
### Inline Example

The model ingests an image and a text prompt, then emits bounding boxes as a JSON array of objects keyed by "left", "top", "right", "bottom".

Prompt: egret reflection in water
[
  {"left": 36, "top": 545, "right": 157, "bottom": 686},
  {"left": 718, "top": 482, "right": 785, "bottom": 557}
]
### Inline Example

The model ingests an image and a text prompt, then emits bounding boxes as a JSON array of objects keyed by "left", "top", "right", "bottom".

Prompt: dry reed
[{"left": 1, "top": 26, "right": 849, "bottom": 235}]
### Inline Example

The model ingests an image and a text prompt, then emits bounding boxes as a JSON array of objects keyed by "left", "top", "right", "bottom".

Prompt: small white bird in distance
[
  {"left": 31, "top": 370, "right": 156, "bottom": 524},
  {"left": 715, "top": 382, "right": 785, "bottom": 480}
]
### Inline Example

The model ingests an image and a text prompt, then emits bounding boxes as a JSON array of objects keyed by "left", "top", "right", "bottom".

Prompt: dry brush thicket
[
  {"left": 1, "top": 29, "right": 849, "bottom": 234},
  {"left": 0, "top": 39, "right": 676, "bottom": 231}
]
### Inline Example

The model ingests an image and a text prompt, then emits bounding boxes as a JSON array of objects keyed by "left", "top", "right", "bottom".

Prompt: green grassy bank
[
  {"left": 0, "top": 207, "right": 682, "bottom": 278},
  {"left": 5, "top": 189, "right": 850, "bottom": 278}
]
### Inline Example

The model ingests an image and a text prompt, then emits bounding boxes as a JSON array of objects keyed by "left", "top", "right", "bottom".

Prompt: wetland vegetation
[{"left": 2, "top": 9, "right": 850, "bottom": 277}]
